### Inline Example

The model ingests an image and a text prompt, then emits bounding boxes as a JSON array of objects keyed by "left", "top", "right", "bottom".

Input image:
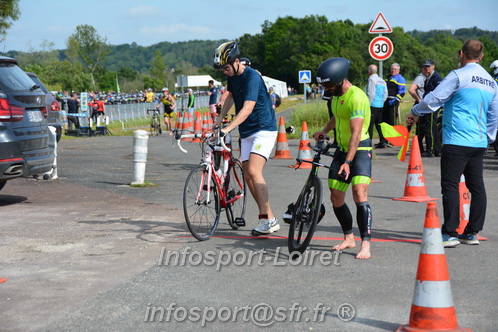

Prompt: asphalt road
[{"left": 1, "top": 125, "right": 497, "bottom": 331}]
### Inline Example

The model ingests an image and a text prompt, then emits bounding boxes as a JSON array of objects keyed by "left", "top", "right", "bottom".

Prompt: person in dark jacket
[{"left": 419, "top": 59, "right": 443, "bottom": 157}]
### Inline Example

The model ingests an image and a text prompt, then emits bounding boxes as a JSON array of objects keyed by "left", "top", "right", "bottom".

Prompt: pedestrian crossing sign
[{"left": 299, "top": 70, "right": 312, "bottom": 83}]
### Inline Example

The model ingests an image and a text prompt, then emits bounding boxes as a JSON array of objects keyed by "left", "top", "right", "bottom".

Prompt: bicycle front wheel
[
  {"left": 225, "top": 159, "right": 246, "bottom": 230},
  {"left": 183, "top": 166, "right": 221, "bottom": 241},
  {"left": 288, "top": 176, "right": 322, "bottom": 255}
]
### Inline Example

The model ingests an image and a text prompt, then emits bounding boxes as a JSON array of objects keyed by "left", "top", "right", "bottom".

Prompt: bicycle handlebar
[{"left": 172, "top": 127, "right": 231, "bottom": 154}]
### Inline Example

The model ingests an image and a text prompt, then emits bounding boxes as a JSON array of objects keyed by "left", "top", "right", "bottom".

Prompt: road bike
[
  {"left": 147, "top": 108, "right": 162, "bottom": 136},
  {"left": 288, "top": 137, "right": 334, "bottom": 255},
  {"left": 173, "top": 126, "right": 246, "bottom": 241}
]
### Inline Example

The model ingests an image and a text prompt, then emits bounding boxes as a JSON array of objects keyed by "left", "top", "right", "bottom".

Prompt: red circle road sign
[{"left": 369, "top": 36, "right": 394, "bottom": 61}]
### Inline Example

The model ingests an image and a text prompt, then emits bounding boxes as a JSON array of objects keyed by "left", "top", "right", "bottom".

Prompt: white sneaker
[{"left": 251, "top": 218, "right": 280, "bottom": 235}]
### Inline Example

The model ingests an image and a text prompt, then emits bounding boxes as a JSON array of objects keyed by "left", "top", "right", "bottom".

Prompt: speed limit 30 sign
[{"left": 369, "top": 36, "right": 394, "bottom": 61}]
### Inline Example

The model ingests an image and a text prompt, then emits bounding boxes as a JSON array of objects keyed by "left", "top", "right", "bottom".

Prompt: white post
[{"left": 131, "top": 130, "right": 148, "bottom": 185}]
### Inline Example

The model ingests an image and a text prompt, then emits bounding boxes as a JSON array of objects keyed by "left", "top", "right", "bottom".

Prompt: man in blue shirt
[
  {"left": 208, "top": 80, "right": 218, "bottom": 122},
  {"left": 407, "top": 39, "right": 498, "bottom": 247},
  {"left": 213, "top": 41, "right": 279, "bottom": 236}
]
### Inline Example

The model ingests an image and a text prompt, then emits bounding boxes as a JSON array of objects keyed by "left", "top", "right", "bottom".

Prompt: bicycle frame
[{"left": 173, "top": 128, "right": 242, "bottom": 208}]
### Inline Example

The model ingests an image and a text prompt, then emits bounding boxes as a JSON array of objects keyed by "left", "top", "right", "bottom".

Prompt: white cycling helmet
[{"left": 490, "top": 60, "right": 498, "bottom": 75}]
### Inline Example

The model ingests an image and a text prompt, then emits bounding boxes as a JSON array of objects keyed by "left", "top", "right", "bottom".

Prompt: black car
[
  {"left": 25, "top": 72, "right": 62, "bottom": 142},
  {"left": 0, "top": 56, "right": 55, "bottom": 191}
]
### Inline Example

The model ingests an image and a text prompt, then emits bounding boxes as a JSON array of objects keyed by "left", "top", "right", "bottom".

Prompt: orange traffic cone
[
  {"left": 272, "top": 116, "right": 293, "bottom": 159},
  {"left": 393, "top": 135, "right": 437, "bottom": 202},
  {"left": 207, "top": 113, "right": 214, "bottom": 128},
  {"left": 0, "top": 278, "right": 6, "bottom": 284},
  {"left": 202, "top": 114, "right": 209, "bottom": 133},
  {"left": 456, "top": 175, "right": 488, "bottom": 241},
  {"left": 175, "top": 111, "right": 183, "bottom": 132},
  {"left": 181, "top": 112, "right": 192, "bottom": 142},
  {"left": 191, "top": 111, "right": 203, "bottom": 142},
  {"left": 397, "top": 202, "right": 471, "bottom": 332},
  {"left": 289, "top": 121, "right": 312, "bottom": 169}
]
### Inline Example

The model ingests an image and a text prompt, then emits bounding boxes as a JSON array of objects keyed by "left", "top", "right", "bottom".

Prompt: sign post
[
  {"left": 299, "top": 70, "right": 311, "bottom": 104},
  {"left": 368, "top": 12, "right": 393, "bottom": 79}
]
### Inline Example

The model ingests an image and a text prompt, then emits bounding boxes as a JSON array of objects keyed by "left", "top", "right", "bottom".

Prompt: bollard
[{"left": 131, "top": 130, "right": 149, "bottom": 185}]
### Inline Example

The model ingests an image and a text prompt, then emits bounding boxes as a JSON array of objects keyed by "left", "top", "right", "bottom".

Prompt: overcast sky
[{"left": 2, "top": 0, "right": 497, "bottom": 53}]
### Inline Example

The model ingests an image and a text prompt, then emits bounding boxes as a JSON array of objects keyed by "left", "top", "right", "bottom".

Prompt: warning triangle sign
[{"left": 369, "top": 12, "right": 392, "bottom": 34}]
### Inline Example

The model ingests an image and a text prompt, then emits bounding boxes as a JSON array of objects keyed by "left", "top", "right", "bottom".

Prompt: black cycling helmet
[
  {"left": 214, "top": 41, "right": 240, "bottom": 69},
  {"left": 316, "top": 57, "right": 350, "bottom": 85},
  {"left": 239, "top": 57, "right": 251, "bottom": 67}
]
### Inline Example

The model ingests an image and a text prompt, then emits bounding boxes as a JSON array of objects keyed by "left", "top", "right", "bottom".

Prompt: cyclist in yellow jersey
[
  {"left": 313, "top": 57, "right": 373, "bottom": 259},
  {"left": 156, "top": 87, "right": 177, "bottom": 135}
]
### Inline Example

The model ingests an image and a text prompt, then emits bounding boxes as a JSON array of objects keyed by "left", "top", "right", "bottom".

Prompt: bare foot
[
  {"left": 332, "top": 234, "right": 356, "bottom": 251},
  {"left": 356, "top": 241, "right": 371, "bottom": 259}
]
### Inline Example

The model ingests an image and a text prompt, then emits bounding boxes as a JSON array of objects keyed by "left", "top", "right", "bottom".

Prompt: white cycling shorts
[{"left": 240, "top": 130, "right": 277, "bottom": 162}]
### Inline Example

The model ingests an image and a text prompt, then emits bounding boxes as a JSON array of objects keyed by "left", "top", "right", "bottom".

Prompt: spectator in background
[
  {"left": 377, "top": 63, "right": 406, "bottom": 148},
  {"left": 95, "top": 97, "right": 106, "bottom": 125},
  {"left": 208, "top": 80, "right": 218, "bottom": 122},
  {"left": 67, "top": 93, "right": 80, "bottom": 130},
  {"left": 146, "top": 88, "right": 155, "bottom": 103},
  {"left": 306, "top": 84, "right": 312, "bottom": 99},
  {"left": 269, "top": 87, "right": 277, "bottom": 109},
  {"left": 408, "top": 68, "right": 426, "bottom": 150},
  {"left": 89, "top": 98, "right": 98, "bottom": 125},
  {"left": 187, "top": 88, "right": 195, "bottom": 117},
  {"left": 419, "top": 59, "right": 443, "bottom": 157},
  {"left": 366, "top": 64, "right": 387, "bottom": 143}
]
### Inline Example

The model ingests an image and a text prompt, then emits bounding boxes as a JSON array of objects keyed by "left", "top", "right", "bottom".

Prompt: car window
[
  {"left": 0, "top": 62, "right": 40, "bottom": 92},
  {"left": 28, "top": 75, "right": 49, "bottom": 94}
]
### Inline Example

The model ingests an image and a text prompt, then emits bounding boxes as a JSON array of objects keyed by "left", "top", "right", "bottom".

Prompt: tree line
[{"left": 1, "top": 15, "right": 497, "bottom": 93}]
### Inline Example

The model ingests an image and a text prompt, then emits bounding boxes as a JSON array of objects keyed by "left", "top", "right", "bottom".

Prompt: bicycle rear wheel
[
  {"left": 183, "top": 165, "right": 221, "bottom": 241},
  {"left": 288, "top": 176, "right": 322, "bottom": 255},
  {"left": 224, "top": 159, "right": 246, "bottom": 230}
]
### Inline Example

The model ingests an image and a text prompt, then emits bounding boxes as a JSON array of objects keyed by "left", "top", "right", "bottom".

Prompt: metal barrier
[{"left": 60, "top": 96, "right": 211, "bottom": 132}]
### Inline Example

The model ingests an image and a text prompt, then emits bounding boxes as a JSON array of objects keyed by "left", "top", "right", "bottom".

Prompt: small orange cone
[
  {"left": 397, "top": 202, "right": 471, "bottom": 332},
  {"left": 0, "top": 278, "right": 6, "bottom": 284},
  {"left": 272, "top": 117, "right": 293, "bottom": 159},
  {"left": 191, "top": 111, "right": 203, "bottom": 142},
  {"left": 289, "top": 121, "right": 312, "bottom": 169},
  {"left": 456, "top": 175, "right": 488, "bottom": 241},
  {"left": 393, "top": 135, "right": 437, "bottom": 202}
]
